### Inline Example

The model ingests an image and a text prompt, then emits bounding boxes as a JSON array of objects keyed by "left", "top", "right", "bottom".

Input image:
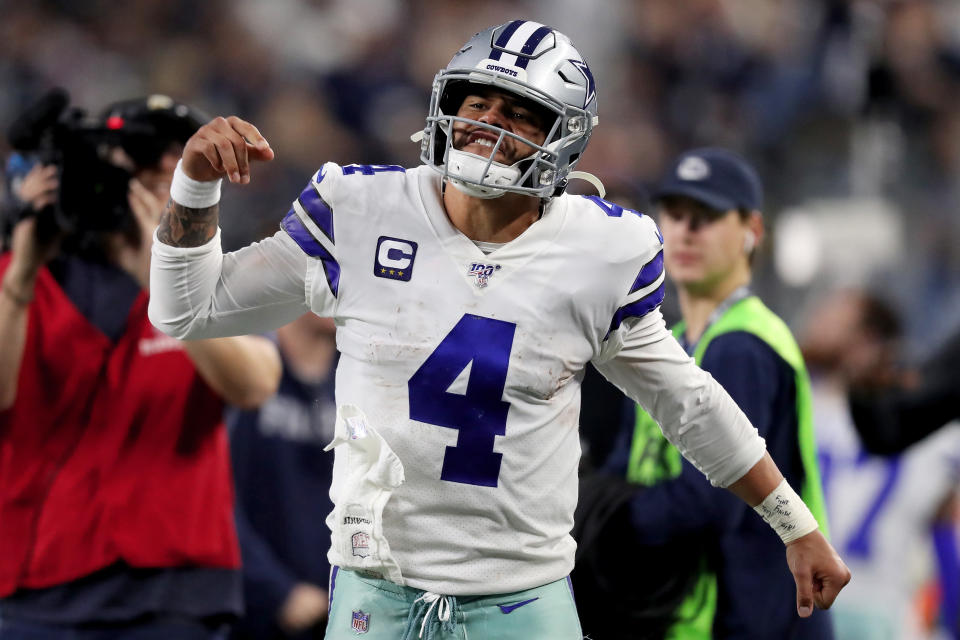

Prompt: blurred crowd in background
[
  {"left": 4, "top": 0, "right": 960, "bottom": 638},
  {"left": 4, "top": 0, "right": 960, "bottom": 353}
]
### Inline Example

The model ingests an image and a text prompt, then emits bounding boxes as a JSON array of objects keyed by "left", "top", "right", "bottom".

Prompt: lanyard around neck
[{"left": 683, "top": 285, "right": 752, "bottom": 355}]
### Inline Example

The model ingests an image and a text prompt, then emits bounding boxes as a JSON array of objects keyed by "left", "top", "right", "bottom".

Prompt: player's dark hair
[{"left": 858, "top": 293, "right": 902, "bottom": 342}]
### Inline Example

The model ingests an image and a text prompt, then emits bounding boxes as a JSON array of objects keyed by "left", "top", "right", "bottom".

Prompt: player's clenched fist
[
  {"left": 181, "top": 116, "right": 274, "bottom": 184},
  {"left": 786, "top": 530, "right": 852, "bottom": 617}
]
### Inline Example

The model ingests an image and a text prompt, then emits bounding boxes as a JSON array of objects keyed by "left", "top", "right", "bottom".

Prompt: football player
[{"left": 148, "top": 21, "right": 850, "bottom": 639}]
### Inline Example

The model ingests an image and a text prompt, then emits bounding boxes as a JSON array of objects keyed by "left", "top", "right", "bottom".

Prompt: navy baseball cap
[{"left": 653, "top": 148, "right": 763, "bottom": 212}]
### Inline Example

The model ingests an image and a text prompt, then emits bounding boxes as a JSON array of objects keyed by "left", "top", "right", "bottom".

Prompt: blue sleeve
[
  {"left": 933, "top": 521, "right": 960, "bottom": 639},
  {"left": 599, "top": 397, "right": 639, "bottom": 476},
  {"left": 699, "top": 332, "right": 783, "bottom": 441},
  {"left": 229, "top": 409, "right": 298, "bottom": 620},
  {"left": 234, "top": 502, "right": 298, "bottom": 618},
  {"left": 626, "top": 332, "right": 785, "bottom": 544}
]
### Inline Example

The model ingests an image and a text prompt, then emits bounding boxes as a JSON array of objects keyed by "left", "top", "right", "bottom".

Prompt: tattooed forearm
[{"left": 157, "top": 199, "right": 220, "bottom": 247}]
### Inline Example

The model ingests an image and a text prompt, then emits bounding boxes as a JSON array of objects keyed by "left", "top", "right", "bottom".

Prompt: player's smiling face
[
  {"left": 658, "top": 196, "right": 749, "bottom": 294},
  {"left": 451, "top": 88, "right": 548, "bottom": 165}
]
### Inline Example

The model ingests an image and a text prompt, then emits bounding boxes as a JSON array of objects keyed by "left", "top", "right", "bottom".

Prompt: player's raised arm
[
  {"left": 158, "top": 115, "right": 273, "bottom": 249},
  {"left": 595, "top": 313, "right": 850, "bottom": 616},
  {"left": 149, "top": 116, "right": 313, "bottom": 340}
]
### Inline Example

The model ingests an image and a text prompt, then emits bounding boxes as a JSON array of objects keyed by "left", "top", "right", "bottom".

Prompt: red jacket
[{"left": 0, "top": 254, "right": 240, "bottom": 597}]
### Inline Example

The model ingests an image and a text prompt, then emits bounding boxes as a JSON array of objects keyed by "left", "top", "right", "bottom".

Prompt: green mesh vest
[{"left": 625, "top": 295, "right": 829, "bottom": 639}]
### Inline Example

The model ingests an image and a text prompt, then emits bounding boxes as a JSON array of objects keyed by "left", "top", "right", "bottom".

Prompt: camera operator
[{"left": 0, "top": 94, "right": 281, "bottom": 639}]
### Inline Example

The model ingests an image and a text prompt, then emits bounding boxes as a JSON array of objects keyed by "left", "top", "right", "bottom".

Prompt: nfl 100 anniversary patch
[
  {"left": 467, "top": 261, "right": 501, "bottom": 288},
  {"left": 352, "top": 609, "right": 370, "bottom": 633}
]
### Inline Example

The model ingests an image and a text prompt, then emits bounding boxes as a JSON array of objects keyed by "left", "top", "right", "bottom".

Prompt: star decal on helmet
[{"left": 570, "top": 60, "right": 596, "bottom": 108}]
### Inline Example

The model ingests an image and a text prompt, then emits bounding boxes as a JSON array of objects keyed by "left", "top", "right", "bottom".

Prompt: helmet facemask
[{"left": 417, "top": 22, "right": 598, "bottom": 199}]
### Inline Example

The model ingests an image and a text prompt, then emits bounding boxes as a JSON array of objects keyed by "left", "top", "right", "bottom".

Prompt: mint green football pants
[{"left": 325, "top": 566, "right": 583, "bottom": 639}]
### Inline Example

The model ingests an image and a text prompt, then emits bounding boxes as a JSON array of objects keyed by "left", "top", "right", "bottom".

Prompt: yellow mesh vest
[{"left": 625, "top": 296, "right": 829, "bottom": 638}]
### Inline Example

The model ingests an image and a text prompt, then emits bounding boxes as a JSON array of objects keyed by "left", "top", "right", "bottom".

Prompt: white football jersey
[
  {"left": 149, "top": 163, "right": 766, "bottom": 595},
  {"left": 813, "top": 378, "right": 960, "bottom": 639}
]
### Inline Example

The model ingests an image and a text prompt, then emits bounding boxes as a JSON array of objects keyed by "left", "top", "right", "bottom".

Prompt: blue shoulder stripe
[
  {"left": 607, "top": 283, "right": 665, "bottom": 336},
  {"left": 629, "top": 250, "right": 664, "bottom": 294},
  {"left": 298, "top": 184, "right": 334, "bottom": 244},
  {"left": 281, "top": 211, "right": 340, "bottom": 297},
  {"left": 581, "top": 195, "right": 643, "bottom": 219}
]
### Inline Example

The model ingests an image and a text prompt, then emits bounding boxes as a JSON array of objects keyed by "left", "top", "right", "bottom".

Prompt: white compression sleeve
[
  {"left": 593, "top": 310, "right": 767, "bottom": 488},
  {"left": 149, "top": 229, "right": 313, "bottom": 339}
]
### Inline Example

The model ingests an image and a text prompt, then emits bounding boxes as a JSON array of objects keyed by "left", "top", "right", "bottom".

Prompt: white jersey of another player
[
  {"left": 814, "top": 377, "right": 960, "bottom": 639},
  {"left": 149, "top": 161, "right": 765, "bottom": 595}
]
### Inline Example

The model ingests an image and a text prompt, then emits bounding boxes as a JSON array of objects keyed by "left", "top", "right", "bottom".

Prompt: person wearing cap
[
  {"left": 0, "top": 95, "right": 281, "bottom": 638},
  {"left": 575, "top": 148, "right": 834, "bottom": 639}
]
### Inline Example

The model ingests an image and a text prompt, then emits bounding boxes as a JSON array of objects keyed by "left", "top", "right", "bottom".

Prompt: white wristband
[
  {"left": 169, "top": 159, "right": 222, "bottom": 208},
  {"left": 753, "top": 479, "right": 819, "bottom": 544}
]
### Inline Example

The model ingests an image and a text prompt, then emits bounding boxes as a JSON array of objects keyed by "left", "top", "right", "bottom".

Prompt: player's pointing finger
[{"left": 227, "top": 116, "right": 274, "bottom": 161}]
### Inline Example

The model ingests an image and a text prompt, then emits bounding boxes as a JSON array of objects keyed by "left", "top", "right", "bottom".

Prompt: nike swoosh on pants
[{"left": 498, "top": 597, "right": 540, "bottom": 614}]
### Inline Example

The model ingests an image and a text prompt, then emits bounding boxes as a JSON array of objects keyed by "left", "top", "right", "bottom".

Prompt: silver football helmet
[{"left": 417, "top": 21, "right": 598, "bottom": 199}]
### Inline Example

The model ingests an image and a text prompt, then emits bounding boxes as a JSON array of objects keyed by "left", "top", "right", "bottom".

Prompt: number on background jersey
[
  {"left": 844, "top": 452, "right": 902, "bottom": 559},
  {"left": 408, "top": 314, "right": 516, "bottom": 487}
]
